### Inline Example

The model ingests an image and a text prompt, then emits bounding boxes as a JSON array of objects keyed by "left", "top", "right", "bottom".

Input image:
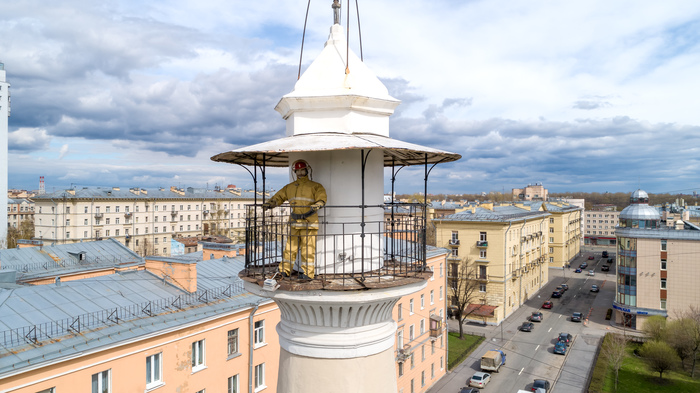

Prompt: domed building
[{"left": 614, "top": 190, "right": 700, "bottom": 330}]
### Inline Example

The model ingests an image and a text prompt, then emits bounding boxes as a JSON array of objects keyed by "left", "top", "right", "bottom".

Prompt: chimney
[
  {"left": 145, "top": 257, "right": 197, "bottom": 292},
  {"left": 675, "top": 220, "right": 684, "bottom": 230}
]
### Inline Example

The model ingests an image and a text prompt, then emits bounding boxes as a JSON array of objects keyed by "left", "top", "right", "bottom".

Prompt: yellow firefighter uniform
[{"left": 265, "top": 173, "right": 327, "bottom": 278}]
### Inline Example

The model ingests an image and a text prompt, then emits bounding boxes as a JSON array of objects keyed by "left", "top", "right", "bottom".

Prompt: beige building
[
  {"left": 32, "top": 186, "right": 265, "bottom": 256},
  {"left": 512, "top": 183, "right": 548, "bottom": 201},
  {"left": 614, "top": 190, "right": 700, "bottom": 330},
  {"left": 585, "top": 205, "right": 620, "bottom": 246},
  {"left": 7, "top": 198, "right": 34, "bottom": 229},
  {"left": 545, "top": 201, "right": 583, "bottom": 268}
]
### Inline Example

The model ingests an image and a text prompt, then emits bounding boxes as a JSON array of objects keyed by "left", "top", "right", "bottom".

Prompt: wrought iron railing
[{"left": 243, "top": 203, "right": 428, "bottom": 284}]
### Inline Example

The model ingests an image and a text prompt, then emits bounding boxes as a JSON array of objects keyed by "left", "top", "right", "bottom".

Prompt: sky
[{"left": 3, "top": 1, "right": 700, "bottom": 196}]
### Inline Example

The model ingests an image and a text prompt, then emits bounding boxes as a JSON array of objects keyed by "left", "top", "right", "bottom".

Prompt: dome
[
  {"left": 620, "top": 204, "right": 660, "bottom": 220},
  {"left": 629, "top": 189, "right": 649, "bottom": 204}
]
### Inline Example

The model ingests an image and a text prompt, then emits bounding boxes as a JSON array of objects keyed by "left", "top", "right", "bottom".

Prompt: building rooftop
[{"left": 31, "top": 186, "right": 263, "bottom": 201}]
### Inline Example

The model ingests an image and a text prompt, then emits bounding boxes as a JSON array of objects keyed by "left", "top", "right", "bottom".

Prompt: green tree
[
  {"left": 666, "top": 318, "right": 696, "bottom": 372},
  {"left": 642, "top": 315, "right": 667, "bottom": 342},
  {"left": 601, "top": 333, "right": 627, "bottom": 391},
  {"left": 640, "top": 340, "right": 679, "bottom": 379}
]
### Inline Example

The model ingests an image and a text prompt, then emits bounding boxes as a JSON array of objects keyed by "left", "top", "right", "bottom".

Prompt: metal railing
[
  {"left": 0, "top": 282, "right": 246, "bottom": 348},
  {"left": 243, "top": 203, "right": 427, "bottom": 285},
  {"left": 0, "top": 256, "right": 141, "bottom": 275}
]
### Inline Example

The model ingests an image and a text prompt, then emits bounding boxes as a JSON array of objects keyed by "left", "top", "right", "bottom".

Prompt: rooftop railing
[{"left": 241, "top": 203, "right": 430, "bottom": 290}]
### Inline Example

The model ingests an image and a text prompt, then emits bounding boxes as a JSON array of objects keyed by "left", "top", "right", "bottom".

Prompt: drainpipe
[
  {"left": 518, "top": 219, "right": 527, "bottom": 306},
  {"left": 503, "top": 221, "right": 512, "bottom": 325},
  {"left": 248, "top": 304, "right": 260, "bottom": 393}
]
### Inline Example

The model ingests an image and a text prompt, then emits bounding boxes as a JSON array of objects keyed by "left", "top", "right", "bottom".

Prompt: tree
[
  {"left": 639, "top": 340, "right": 679, "bottom": 379},
  {"left": 447, "top": 257, "right": 483, "bottom": 339},
  {"left": 601, "top": 333, "right": 627, "bottom": 391},
  {"left": 642, "top": 315, "right": 667, "bottom": 342},
  {"left": 6, "top": 219, "right": 35, "bottom": 249},
  {"left": 670, "top": 305, "right": 700, "bottom": 377}
]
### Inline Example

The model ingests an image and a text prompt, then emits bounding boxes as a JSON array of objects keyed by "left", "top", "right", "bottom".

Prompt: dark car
[
  {"left": 520, "top": 322, "right": 534, "bottom": 332},
  {"left": 530, "top": 311, "right": 543, "bottom": 322},
  {"left": 553, "top": 341, "right": 567, "bottom": 355},
  {"left": 601, "top": 265, "right": 610, "bottom": 271},
  {"left": 559, "top": 332, "right": 573, "bottom": 345},
  {"left": 580, "top": 262, "right": 588, "bottom": 268},
  {"left": 587, "top": 255, "right": 594, "bottom": 260},
  {"left": 551, "top": 290, "right": 563, "bottom": 298},
  {"left": 602, "top": 251, "right": 609, "bottom": 258},
  {"left": 591, "top": 285, "right": 600, "bottom": 292},
  {"left": 560, "top": 283, "right": 569, "bottom": 291},
  {"left": 459, "top": 388, "right": 479, "bottom": 393},
  {"left": 571, "top": 312, "right": 583, "bottom": 322},
  {"left": 533, "top": 379, "right": 551, "bottom": 392},
  {"left": 542, "top": 301, "right": 553, "bottom": 309},
  {"left": 607, "top": 258, "right": 614, "bottom": 263},
  {"left": 574, "top": 268, "right": 582, "bottom": 273}
]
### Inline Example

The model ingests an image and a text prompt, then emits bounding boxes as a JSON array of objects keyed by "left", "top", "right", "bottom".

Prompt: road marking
[
  {"left": 535, "top": 345, "right": 540, "bottom": 351},
  {"left": 548, "top": 327, "right": 552, "bottom": 332},
  {"left": 519, "top": 368, "right": 524, "bottom": 375}
]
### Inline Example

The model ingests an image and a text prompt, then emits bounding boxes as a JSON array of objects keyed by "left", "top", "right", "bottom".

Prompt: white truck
[{"left": 480, "top": 349, "right": 506, "bottom": 372}]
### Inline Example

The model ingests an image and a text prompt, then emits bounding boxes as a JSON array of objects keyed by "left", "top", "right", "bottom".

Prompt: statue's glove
[
  {"left": 311, "top": 202, "right": 325, "bottom": 212},
  {"left": 262, "top": 202, "right": 274, "bottom": 211}
]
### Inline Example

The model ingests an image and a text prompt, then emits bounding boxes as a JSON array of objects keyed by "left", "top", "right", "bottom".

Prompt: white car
[
  {"left": 468, "top": 372, "right": 491, "bottom": 388},
  {"left": 588, "top": 270, "right": 595, "bottom": 276}
]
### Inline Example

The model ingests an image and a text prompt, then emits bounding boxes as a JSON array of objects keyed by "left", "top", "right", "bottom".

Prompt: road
[{"left": 429, "top": 250, "right": 623, "bottom": 393}]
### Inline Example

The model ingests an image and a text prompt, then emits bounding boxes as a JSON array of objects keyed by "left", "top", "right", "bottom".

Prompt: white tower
[
  {"left": 0, "top": 62, "right": 10, "bottom": 247},
  {"left": 213, "top": 5, "right": 459, "bottom": 393}
]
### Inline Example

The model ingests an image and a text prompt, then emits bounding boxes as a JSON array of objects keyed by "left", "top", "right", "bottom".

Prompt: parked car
[
  {"left": 520, "top": 322, "right": 534, "bottom": 332},
  {"left": 580, "top": 262, "right": 588, "bottom": 268},
  {"left": 574, "top": 268, "right": 582, "bottom": 273},
  {"left": 542, "top": 301, "right": 553, "bottom": 309},
  {"left": 591, "top": 284, "right": 600, "bottom": 292},
  {"left": 551, "top": 290, "right": 563, "bottom": 298},
  {"left": 587, "top": 255, "right": 595, "bottom": 260},
  {"left": 607, "top": 258, "right": 614, "bottom": 263},
  {"left": 558, "top": 332, "right": 573, "bottom": 345},
  {"left": 560, "top": 283, "right": 569, "bottom": 291},
  {"left": 459, "top": 388, "right": 479, "bottom": 393},
  {"left": 589, "top": 270, "right": 595, "bottom": 276},
  {"left": 553, "top": 341, "right": 567, "bottom": 355},
  {"left": 468, "top": 372, "right": 491, "bottom": 388},
  {"left": 602, "top": 251, "right": 609, "bottom": 258},
  {"left": 530, "top": 311, "right": 543, "bottom": 322},
  {"left": 601, "top": 265, "right": 610, "bottom": 271},
  {"left": 532, "top": 379, "right": 551, "bottom": 392},
  {"left": 571, "top": 312, "right": 583, "bottom": 322},
  {"left": 556, "top": 285, "right": 564, "bottom": 292}
]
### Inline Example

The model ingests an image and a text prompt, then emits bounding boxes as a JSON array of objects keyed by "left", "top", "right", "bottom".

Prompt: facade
[
  {"left": 434, "top": 202, "right": 551, "bottom": 325},
  {"left": 31, "top": 186, "right": 267, "bottom": 256},
  {"left": 512, "top": 183, "right": 548, "bottom": 201},
  {"left": 0, "top": 62, "right": 9, "bottom": 245},
  {"left": 7, "top": 198, "right": 34, "bottom": 228},
  {"left": 544, "top": 201, "right": 583, "bottom": 268},
  {"left": 584, "top": 204, "right": 620, "bottom": 246},
  {"left": 614, "top": 190, "right": 700, "bottom": 330}
]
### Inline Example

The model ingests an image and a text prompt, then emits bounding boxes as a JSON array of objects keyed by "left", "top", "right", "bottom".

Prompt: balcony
[
  {"left": 447, "top": 253, "right": 461, "bottom": 261},
  {"left": 241, "top": 202, "right": 430, "bottom": 290},
  {"left": 476, "top": 240, "right": 488, "bottom": 248},
  {"left": 170, "top": 211, "right": 178, "bottom": 216},
  {"left": 448, "top": 239, "right": 460, "bottom": 246},
  {"left": 396, "top": 344, "right": 412, "bottom": 362},
  {"left": 477, "top": 274, "right": 489, "bottom": 281},
  {"left": 94, "top": 212, "right": 104, "bottom": 218},
  {"left": 124, "top": 212, "right": 132, "bottom": 218}
]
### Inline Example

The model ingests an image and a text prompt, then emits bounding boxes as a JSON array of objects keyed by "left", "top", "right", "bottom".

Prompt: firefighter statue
[{"left": 263, "top": 160, "right": 327, "bottom": 279}]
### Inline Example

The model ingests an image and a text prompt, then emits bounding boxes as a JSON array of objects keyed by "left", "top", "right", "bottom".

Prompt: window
[
  {"left": 431, "top": 363, "right": 435, "bottom": 378},
  {"left": 549, "top": 227, "right": 554, "bottom": 233},
  {"left": 84, "top": 218, "right": 88, "bottom": 225},
  {"left": 421, "top": 370, "right": 425, "bottom": 386},
  {"left": 105, "top": 230, "right": 110, "bottom": 236},
  {"left": 254, "top": 320, "right": 265, "bottom": 346},
  {"left": 451, "top": 248, "right": 458, "bottom": 258},
  {"left": 398, "top": 361, "right": 404, "bottom": 377},
  {"left": 397, "top": 329, "right": 404, "bottom": 348},
  {"left": 228, "top": 375, "right": 239, "bottom": 393},
  {"left": 479, "top": 283, "right": 486, "bottom": 292},
  {"left": 115, "top": 217, "right": 120, "bottom": 224},
  {"left": 66, "top": 232, "right": 70, "bottom": 239},
  {"left": 430, "top": 290, "right": 434, "bottom": 305},
  {"left": 439, "top": 263, "right": 443, "bottom": 277},
  {"left": 661, "top": 259, "right": 667, "bottom": 270},
  {"left": 439, "top": 286, "right": 443, "bottom": 300},
  {"left": 254, "top": 363, "right": 265, "bottom": 391},
  {"left": 660, "top": 299, "right": 667, "bottom": 310},
  {"left": 549, "top": 257, "right": 554, "bottom": 263},
  {"left": 661, "top": 240, "right": 667, "bottom": 251},
  {"left": 66, "top": 207, "right": 70, "bottom": 214},
  {"left": 410, "top": 299, "right": 414, "bottom": 315},
  {"left": 84, "top": 231, "right": 88, "bottom": 238},
  {"left": 661, "top": 278, "right": 667, "bottom": 289},
  {"left": 92, "top": 369, "right": 111, "bottom": 393},
  {"left": 479, "top": 232, "right": 487, "bottom": 242},
  {"left": 146, "top": 353, "right": 163, "bottom": 388},
  {"left": 106, "top": 218, "right": 110, "bottom": 225},
  {"left": 398, "top": 303, "right": 403, "bottom": 320},
  {"left": 420, "top": 294, "right": 425, "bottom": 309},
  {"left": 550, "top": 218, "right": 554, "bottom": 223},
  {"left": 479, "top": 249, "right": 487, "bottom": 258},
  {"left": 228, "top": 329, "right": 239, "bottom": 356},
  {"left": 409, "top": 325, "right": 414, "bottom": 340},
  {"left": 420, "top": 319, "right": 425, "bottom": 335},
  {"left": 66, "top": 219, "right": 70, "bottom": 226},
  {"left": 550, "top": 237, "right": 554, "bottom": 243},
  {"left": 192, "top": 339, "right": 205, "bottom": 371}
]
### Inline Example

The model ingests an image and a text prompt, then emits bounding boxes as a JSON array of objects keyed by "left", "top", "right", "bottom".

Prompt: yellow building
[
  {"left": 543, "top": 201, "right": 583, "bottom": 268},
  {"left": 434, "top": 202, "right": 551, "bottom": 325}
]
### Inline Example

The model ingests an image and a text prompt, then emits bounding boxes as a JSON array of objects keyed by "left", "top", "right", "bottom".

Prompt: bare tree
[
  {"left": 640, "top": 340, "right": 679, "bottom": 379},
  {"left": 670, "top": 305, "right": 700, "bottom": 377},
  {"left": 448, "top": 257, "right": 483, "bottom": 339},
  {"left": 601, "top": 333, "right": 627, "bottom": 391},
  {"left": 6, "top": 219, "right": 35, "bottom": 249},
  {"left": 641, "top": 315, "right": 666, "bottom": 342}
]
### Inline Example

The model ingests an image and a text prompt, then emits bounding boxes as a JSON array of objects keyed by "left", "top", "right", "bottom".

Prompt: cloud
[
  {"left": 58, "top": 144, "right": 69, "bottom": 159},
  {"left": 8, "top": 128, "right": 51, "bottom": 151}
]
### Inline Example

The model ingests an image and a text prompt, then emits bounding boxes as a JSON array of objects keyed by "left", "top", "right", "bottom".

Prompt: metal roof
[
  {"left": 435, "top": 206, "right": 550, "bottom": 223},
  {"left": 620, "top": 204, "right": 660, "bottom": 220},
  {"left": 32, "top": 187, "right": 260, "bottom": 201},
  {"left": 210, "top": 132, "right": 461, "bottom": 167}
]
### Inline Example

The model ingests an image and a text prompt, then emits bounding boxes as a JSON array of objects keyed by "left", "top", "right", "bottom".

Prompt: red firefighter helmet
[{"left": 293, "top": 160, "right": 308, "bottom": 171}]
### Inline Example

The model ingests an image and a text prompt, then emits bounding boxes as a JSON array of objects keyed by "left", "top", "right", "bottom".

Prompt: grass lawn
[
  {"left": 600, "top": 343, "right": 700, "bottom": 393},
  {"left": 447, "top": 332, "right": 484, "bottom": 370}
]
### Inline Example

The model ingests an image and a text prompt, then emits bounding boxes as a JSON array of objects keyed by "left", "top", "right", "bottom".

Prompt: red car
[
  {"left": 542, "top": 301, "right": 553, "bottom": 309},
  {"left": 588, "top": 255, "right": 595, "bottom": 260}
]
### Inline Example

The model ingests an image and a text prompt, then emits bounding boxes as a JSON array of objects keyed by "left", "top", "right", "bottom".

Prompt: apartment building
[
  {"left": 584, "top": 204, "right": 620, "bottom": 246},
  {"left": 512, "top": 183, "right": 548, "bottom": 201},
  {"left": 545, "top": 201, "right": 583, "bottom": 267},
  {"left": 434, "top": 202, "right": 551, "bottom": 325},
  {"left": 7, "top": 198, "right": 34, "bottom": 228},
  {"left": 32, "top": 186, "right": 263, "bottom": 256},
  {"left": 614, "top": 190, "right": 700, "bottom": 330}
]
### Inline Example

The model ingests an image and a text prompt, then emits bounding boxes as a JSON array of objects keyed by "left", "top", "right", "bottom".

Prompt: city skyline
[{"left": 3, "top": 1, "right": 700, "bottom": 195}]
